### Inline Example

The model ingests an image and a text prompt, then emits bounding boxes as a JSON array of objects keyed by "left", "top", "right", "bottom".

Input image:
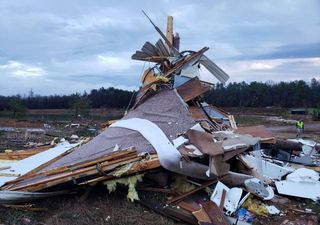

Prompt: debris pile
[{"left": 0, "top": 14, "right": 319, "bottom": 225}]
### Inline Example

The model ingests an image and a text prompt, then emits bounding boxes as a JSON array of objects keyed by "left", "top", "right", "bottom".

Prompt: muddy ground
[{"left": 0, "top": 109, "right": 319, "bottom": 225}]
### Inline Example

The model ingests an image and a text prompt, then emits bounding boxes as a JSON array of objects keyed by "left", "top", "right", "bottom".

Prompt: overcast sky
[{"left": 0, "top": 0, "right": 319, "bottom": 96}]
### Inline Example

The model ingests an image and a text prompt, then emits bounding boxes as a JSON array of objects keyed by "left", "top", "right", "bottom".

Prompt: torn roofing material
[{"left": 40, "top": 88, "right": 195, "bottom": 171}]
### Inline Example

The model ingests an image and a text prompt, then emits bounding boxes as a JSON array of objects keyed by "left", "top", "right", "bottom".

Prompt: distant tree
[
  {"left": 69, "top": 96, "right": 91, "bottom": 119},
  {"left": 1, "top": 78, "right": 320, "bottom": 110},
  {"left": 8, "top": 98, "right": 27, "bottom": 118}
]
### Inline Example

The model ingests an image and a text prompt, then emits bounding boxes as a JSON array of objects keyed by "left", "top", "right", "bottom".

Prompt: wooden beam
[
  {"left": 78, "top": 156, "right": 160, "bottom": 186},
  {"left": 166, "top": 179, "right": 218, "bottom": 205},
  {"left": 166, "top": 16, "right": 173, "bottom": 51},
  {"left": 3, "top": 148, "right": 136, "bottom": 187},
  {"left": 9, "top": 154, "right": 143, "bottom": 191},
  {"left": 202, "top": 201, "right": 229, "bottom": 225}
]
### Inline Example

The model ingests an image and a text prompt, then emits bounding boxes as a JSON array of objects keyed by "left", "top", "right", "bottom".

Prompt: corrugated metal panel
[
  {"left": 142, "top": 42, "right": 159, "bottom": 56},
  {"left": 131, "top": 51, "right": 150, "bottom": 60},
  {"left": 199, "top": 55, "right": 229, "bottom": 84},
  {"left": 155, "top": 39, "right": 169, "bottom": 57}
]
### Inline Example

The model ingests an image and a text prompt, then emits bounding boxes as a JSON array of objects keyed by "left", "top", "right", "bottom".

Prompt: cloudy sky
[{"left": 0, "top": 0, "right": 319, "bottom": 95}]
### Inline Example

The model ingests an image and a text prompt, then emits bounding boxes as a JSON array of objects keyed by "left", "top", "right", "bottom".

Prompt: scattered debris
[{"left": 0, "top": 13, "right": 318, "bottom": 225}]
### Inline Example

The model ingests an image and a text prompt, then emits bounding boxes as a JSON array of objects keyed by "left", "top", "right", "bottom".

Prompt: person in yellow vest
[{"left": 296, "top": 119, "right": 304, "bottom": 138}]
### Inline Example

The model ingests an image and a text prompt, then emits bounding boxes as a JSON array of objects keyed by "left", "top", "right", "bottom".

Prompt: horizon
[
  {"left": 0, "top": 0, "right": 319, "bottom": 95},
  {"left": 1, "top": 78, "right": 318, "bottom": 97}
]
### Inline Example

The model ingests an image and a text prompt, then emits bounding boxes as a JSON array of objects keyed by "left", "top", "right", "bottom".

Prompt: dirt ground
[{"left": 0, "top": 109, "right": 319, "bottom": 225}]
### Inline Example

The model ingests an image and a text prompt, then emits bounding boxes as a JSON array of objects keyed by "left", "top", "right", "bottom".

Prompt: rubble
[{"left": 0, "top": 13, "right": 319, "bottom": 225}]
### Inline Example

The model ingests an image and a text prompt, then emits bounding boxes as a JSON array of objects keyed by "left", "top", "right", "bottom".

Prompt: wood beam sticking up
[{"left": 166, "top": 16, "right": 173, "bottom": 52}]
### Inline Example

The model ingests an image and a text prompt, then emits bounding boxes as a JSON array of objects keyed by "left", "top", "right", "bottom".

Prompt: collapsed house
[{"left": 0, "top": 14, "right": 319, "bottom": 225}]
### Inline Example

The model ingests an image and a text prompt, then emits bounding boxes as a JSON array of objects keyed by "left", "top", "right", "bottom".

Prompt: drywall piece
[
  {"left": 172, "top": 136, "right": 188, "bottom": 148},
  {"left": 275, "top": 180, "right": 320, "bottom": 201},
  {"left": 244, "top": 178, "right": 274, "bottom": 200},
  {"left": 241, "top": 154, "right": 294, "bottom": 180},
  {"left": 0, "top": 141, "right": 80, "bottom": 187},
  {"left": 222, "top": 134, "right": 259, "bottom": 152},
  {"left": 275, "top": 168, "right": 320, "bottom": 200},
  {"left": 286, "top": 168, "right": 319, "bottom": 182},
  {"left": 210, "top": 181, "right": 243, "bottom": 215}
]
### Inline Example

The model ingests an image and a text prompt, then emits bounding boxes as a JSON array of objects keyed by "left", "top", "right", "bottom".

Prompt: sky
[{"left": 0, "top": 0, "right": 319, "bottom": 96}]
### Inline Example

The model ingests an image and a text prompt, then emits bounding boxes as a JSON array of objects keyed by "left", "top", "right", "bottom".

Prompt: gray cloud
[{"left": 0, "top": 0, "right": 319, "bottom": 95}]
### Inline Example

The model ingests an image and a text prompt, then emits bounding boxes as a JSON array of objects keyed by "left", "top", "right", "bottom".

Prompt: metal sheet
[
  {"left": 155, "top": 39, "right": 169, "bottom": 57},
  {"left": 199, "top": 55, "right": 229, "bottom": 84},
  {"left": 142, "top": 41, "right": 159, "bottom": 56}
]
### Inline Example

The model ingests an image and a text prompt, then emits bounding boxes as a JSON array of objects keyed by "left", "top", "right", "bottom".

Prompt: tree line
[
  {"left": 0, "top": 87, "right": 134, "bottom": 111},
  {"left": 0, "top": 79, "right": 319, "bottom": 111},
  {"left": 205, "top": 78, "right": 320, "bottom": 108}
]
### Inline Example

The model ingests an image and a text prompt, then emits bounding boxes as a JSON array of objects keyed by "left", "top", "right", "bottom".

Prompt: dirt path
[{"left": 266, "top": 123, "right": 320, "bottom": 134}]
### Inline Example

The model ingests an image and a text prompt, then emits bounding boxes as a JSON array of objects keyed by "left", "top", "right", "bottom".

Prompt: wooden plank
[
  {"left": 163, "top": 206, "right": 198, "bottom": 225},
  {"left": 189, "top": 106, "right": 207, "bottom": 121},
  {"left": 164, "top": 47, "right": 209, "bottom": 78},
  {"left": 178, "top": 201, "right": 200, "bottom": 212},
  {"left": 166, "top": 16, "right": 173, "bottom": 51},
  {"left": 155, "top": 39, "right": 170, "bottom": 57},
  {"left": 0, "top": 145, "right": 51, "bottom": 160},
  {"left": 219, "top": 189, "right": 226, "bottom": 210},
  {"left": 176, "top": 77, "right": 212, "bottom": 102},
  {"left": 166, "top": 179, "right": 218, "bottom": 205},
  {"left": 223, "top": 147, "right": 248, "bottom": 162},
  {"left": 186, "top": 129, "right": 224, "bottom": 156},
  {"left": 5, "top": 148, "right": 137, "bottom": 187},
  {"left": 43, "top": 148, "right": 136, "bottom": 176},
  {"left": 0, "top": 173, "right": 20, "bottom": 177},
  {"left": 9, "top": 154, "right": 142, "bottom": 191},
  {"left": 202, "top": 201, "right": 229, "bottom": 225},
  {"left": 2, "top": 147, "right": 76, "bottom": 188},
  {"left": 192, "top": 207, "right": 212, "bottom": 224},
  {"left": 18, "top": 156, "right": 142, "bottom": 192},
  {"left": 78, "top": 156, "right": 160, "bottom": 185},
  {"left": 19, "top": 156, "right": 160, "bottom": 192}
]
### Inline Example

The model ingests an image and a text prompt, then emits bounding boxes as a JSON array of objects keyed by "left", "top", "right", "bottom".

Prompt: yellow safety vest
[{"left": 296, "top": 121, "right": 304, "bottom": 129}]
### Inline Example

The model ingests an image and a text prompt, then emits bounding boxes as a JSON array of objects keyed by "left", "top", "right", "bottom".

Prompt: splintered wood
[{"left": 1, "top": 148, "right": 160, "bottom": 192}]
